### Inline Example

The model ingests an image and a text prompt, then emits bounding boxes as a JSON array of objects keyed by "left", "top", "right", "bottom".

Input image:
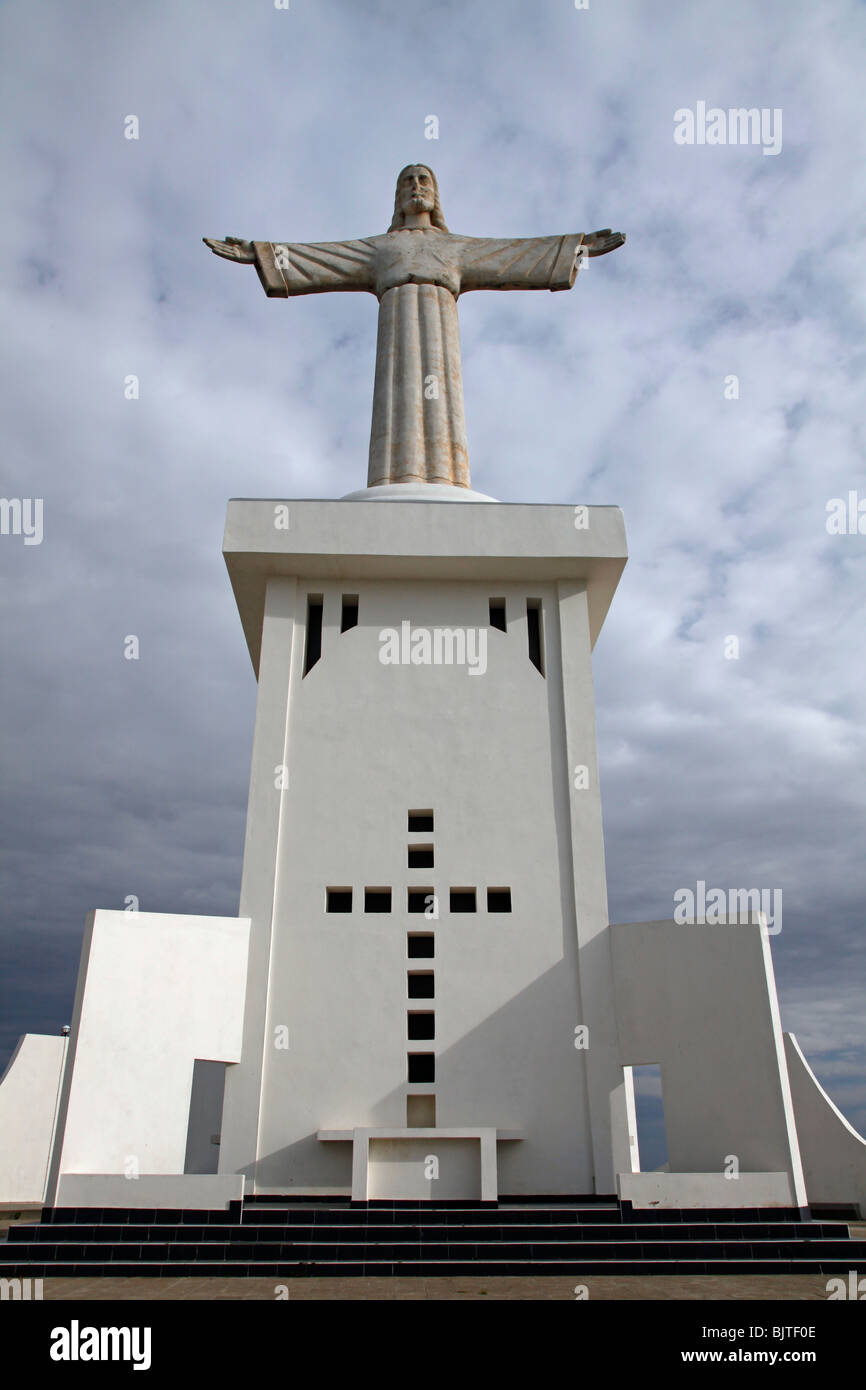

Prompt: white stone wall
[
  {"left": 785, "top": 1032, "right": 866, "bottom": 1216},
  {"left": 46, "top": 910, "right": 250, "bottom": 1198},
  {"left": 225, "top": 576, "right": 600, "bottom": 1194},
  {"left": 610, "top": 919, "right": 806, "bottom": 1202},
  {"left": 0, "top": 1034, "right": 66, "bottom": 1204}
]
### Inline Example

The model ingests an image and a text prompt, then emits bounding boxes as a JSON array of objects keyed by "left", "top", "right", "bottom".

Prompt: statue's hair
[{"left": 388, "top": 164, "right": 449, "bottom": 232}]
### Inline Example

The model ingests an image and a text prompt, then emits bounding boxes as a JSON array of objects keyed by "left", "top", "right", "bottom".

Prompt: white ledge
[{"left": 316, "top": 1127, "right": 523, "bottom": 1142}]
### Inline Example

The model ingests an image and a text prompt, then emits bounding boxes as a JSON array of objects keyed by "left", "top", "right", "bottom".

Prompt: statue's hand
[
  {"left": 582, "top": 229, "right": 626, "bottom": 257},
  {"left": 203, "top": 236, "right": 255, "bottom": 263}
]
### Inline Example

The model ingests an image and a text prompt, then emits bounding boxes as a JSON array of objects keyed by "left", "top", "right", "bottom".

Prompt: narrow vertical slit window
[
  {"left": 489, "top": 598, "right": 507, "bottom": 633},
  {"left": 303, "top": 595, "right": 324, "bottom": 675},
  {"left": 526, "top": 599, "right": 545, "bottom": 676},
  {"left": 340, "top": 594, "right": 359, "bottom": 633}
]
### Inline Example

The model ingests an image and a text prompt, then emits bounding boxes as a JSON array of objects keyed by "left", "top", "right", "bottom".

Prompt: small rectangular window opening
[
  {"left": 303, "top": 595, "right": 324, "bottom": 676},
  {"left": 364, "top": 887, "right": 392, "bottom": 912},
  {"left": 408, "top": 811, "right": 434, "bottom": 832},
  {"left": 407, "top": 1012, "right": 435, "bottom": 1041},
  {"left": 408, "top": 888, "right": 434, "bottom": 914},
  {"left": 326, "top": 888, "right": 352, "bottom": 913},
  {"left": 408, "top": 971, "right": 435, "bottom": 999},
  {"left": 408, "top": 1054, "right": 435, "bottom": 1083},
  {"left": 408, "top": 845, "right": 434, "bottom": 869},
  {"left": 407, "top": 1095, "right": 436, "bottom": 1128},
  {"left": 487, "top": 888, "right": 512, "bottom": 913},
  {"left": 408, "top": 934, "right": 435, "bottom": 958},
  {"left": 450, "top": 888, "right": 477, "bottom": 913}
]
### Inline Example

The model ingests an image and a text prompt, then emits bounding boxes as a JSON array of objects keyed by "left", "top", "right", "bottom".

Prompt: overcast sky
[{"left": 1, "top": 0, "right": 864, "bottom": 1150}]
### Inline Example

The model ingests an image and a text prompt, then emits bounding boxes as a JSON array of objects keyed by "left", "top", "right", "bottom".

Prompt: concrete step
[
  {"left": 6, "top": 1220, "right": 846, "bottom": 1244},
  {"left": 1, "top": 1255, "right": 864, "bottom": 1278}
]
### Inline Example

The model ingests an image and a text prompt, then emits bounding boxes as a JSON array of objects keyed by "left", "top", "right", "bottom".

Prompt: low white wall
[
  {"left": 56, "top": 1174, "right": 244, "bottom": 1210},
  {"left": 46, "top": 911, "right": 250, "bottom": 1202},
  {"left": 618, "top": 1171, "right": 795, "bottom": 1209},
  {"left": 785, "top": 1032, "right": 866, "bottom": 1216},
  {"left": 368, "top": 1138, "right": 480, "bottom": 1201},
  {"left": 0, "top": 1034, "right": 66, "bottom": 1204},
  {"left": 343, "top": 1127, "right": 499, "bottom": 1201},
  {"left": 611, "top": 919, "right": 805, "bottom": 1204}
]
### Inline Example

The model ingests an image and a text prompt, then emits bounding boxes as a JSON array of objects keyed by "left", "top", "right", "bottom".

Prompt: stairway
[{"left": 2, "top": 1198, "right": 862, "bottom": 1277}]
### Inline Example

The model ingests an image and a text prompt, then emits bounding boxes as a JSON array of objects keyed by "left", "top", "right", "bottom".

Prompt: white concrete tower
[{"left": 218, "top": 490, "right": 631, "bottom": 1200}]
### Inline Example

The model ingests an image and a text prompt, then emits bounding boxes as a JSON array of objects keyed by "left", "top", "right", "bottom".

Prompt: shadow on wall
[{"left": 252, "top": 958, "right": 593, "bottom": 1195}]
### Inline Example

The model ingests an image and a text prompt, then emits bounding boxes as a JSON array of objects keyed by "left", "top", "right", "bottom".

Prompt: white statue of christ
[{"left": 204, "top": 165, "right": 624, "bottom": 490}]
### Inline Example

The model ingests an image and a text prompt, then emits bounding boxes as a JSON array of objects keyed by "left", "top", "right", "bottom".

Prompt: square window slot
[
  {"left": 364, "top": 887, "right": 392, "bottom": 912},
  {"left": 408, "top": 1054, "right": 435, "bottom": 1083},
  {"left": 408, "top": 888, "right": 435, "bottom": 914},
  {"left": 407, "top": 1095, "right": 436, "bottom": 1128},
  {"left": 408, "top": 845, "right": 434, "bottom": 869},
  {"left": 408, "top": 1011, "right": 435, "bottom": 1040},
  {"left": 408, "top": 934, "right": 435, "bottom": 959},
  {"left": 408, "top": 810, "right": 434, "bottom": 832},
  {"left": 487, "top": 888, "right": 512, "bottom": 912},
  {"left": 326, "top": 888, "right": 352, "bottom": 913},
  {"left": 449, "top": 888, "right": 477, "bottom": 913},
  {"left": 408, "top": 971, "right": 435, "bottom": 999}
]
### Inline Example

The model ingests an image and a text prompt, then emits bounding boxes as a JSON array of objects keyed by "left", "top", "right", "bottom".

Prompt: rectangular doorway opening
[
  {"left": 184, "top": 1060, "right": 228, "bottom": 1175},
  {"left": 631, "top": 1063, "right": 668, "bottom": 1173}
]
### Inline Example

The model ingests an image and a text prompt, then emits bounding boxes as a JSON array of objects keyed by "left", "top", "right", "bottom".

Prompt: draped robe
[{"left": 251, "top": 228, "right": 585, "bottom": 488}]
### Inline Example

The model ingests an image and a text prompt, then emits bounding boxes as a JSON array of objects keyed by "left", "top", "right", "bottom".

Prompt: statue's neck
[{"left": 401, "top": 211, "right": 432, "bottom": 229}]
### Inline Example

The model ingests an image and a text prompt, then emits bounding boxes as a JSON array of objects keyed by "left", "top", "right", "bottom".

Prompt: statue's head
[{"left": 389, "top": 165, "right": 449, "bottom": 232}]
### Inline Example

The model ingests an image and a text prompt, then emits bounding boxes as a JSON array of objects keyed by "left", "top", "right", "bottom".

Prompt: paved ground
[{"left": 25, "top": 1273, "right": 863, "bottom": 1299}]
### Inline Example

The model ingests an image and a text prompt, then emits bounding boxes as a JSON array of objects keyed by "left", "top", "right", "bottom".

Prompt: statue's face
[{"left": 398, "top": 166, "right": 436, "bottom": 216}]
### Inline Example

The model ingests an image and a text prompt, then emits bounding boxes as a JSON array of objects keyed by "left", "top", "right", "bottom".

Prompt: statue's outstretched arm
[
  {"left": 204, "top": 235, "right": 377, "bottom": 298},
  {"left": 458, "top": 229, "right": 625, "bottom": 294}
]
